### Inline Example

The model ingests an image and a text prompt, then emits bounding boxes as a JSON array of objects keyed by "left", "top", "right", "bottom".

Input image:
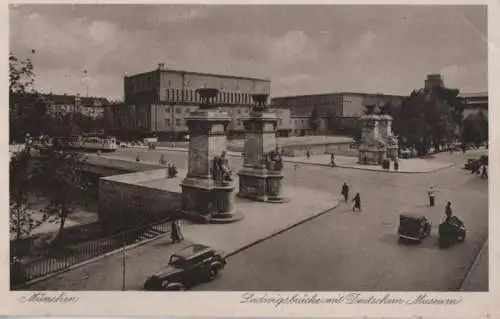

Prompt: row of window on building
[
  {"left": 163, "top": 116, "right": 304, "bottom": 128},
  {"left": 162, "top": 89, "right": 260, "bottom": 105}
]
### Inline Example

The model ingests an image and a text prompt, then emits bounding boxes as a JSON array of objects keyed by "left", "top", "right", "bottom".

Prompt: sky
[{"left": 9, "top": 4, "right": 488, "bottom": 100}]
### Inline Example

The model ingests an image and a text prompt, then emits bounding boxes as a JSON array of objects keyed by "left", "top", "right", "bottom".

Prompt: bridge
[{"left": 78, "top": 154, "right": 164, "bottom": 176}]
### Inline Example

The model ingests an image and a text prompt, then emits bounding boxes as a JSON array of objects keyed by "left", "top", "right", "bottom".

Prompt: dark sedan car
[
  {"left": 144, "top": 244, "right": 226, "bottom": 291},
  {"left": 398, "top": 213, "right": 432, "bottom": 244}
]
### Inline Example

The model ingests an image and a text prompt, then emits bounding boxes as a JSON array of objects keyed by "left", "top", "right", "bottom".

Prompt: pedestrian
[
  {"left": 341, "top": 182, "right": 349, "bottom": 203},
  {"left": 394, "top": 159, "right": 399, "bottom": 171},
  {"left": 481, "top": 165, "right": 488, "bottom": 179},
  {"left": 136, "top": 155, "right": 140, "bottom": 162},
  {"left": 170, "top": 220, "right": 180, "bottom": 243},
  {"left": 445, "top": 201, "right": 453, "bottom": 220},
  {"left": 306, "top": 149, "right": 311, "bottom": 160},
  {"left": 352, "top": 192, "right": 362, "bottom": 212},
  {"left": 428, "top": 185, "right": 435, "bottom": 207},
  {"left": 160, "top": 154, "right": 166, "bottom": 165},
  {"left": 175, "top": 219, "right": 184, "bottom": 241},
  {"left": 331, "top": 152, "right": 336, "bottom": 167}
]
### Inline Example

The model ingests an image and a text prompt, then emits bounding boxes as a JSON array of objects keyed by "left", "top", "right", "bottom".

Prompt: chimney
[{"left": 157, "top": 63, "right": 165, "bottom": 70}]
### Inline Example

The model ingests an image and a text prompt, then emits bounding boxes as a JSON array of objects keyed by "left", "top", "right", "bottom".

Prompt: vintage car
[
  {"left": 439, "top": 216, "right": 466, "bottom": 248},
  {"left": 143, "top": 244, "right": 226, "bottom": 291},
  {"left": 397, "top": 213, "right": 432, "bottom": 243},
  {"left": 464, "top": 158, "right": 478, "bottom": 170}
]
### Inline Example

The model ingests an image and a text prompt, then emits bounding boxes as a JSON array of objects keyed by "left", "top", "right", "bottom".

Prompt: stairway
[{"left": 134, "top": 224, "right": 170, "bottom": 242}]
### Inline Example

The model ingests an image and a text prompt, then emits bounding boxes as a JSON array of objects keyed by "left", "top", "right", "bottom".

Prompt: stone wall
[
  {"left": 98, "top": 169, "right": 183, "bottom": 232},
  {"left": 282, "top": 142, "right": 358, "bottom": 157}
]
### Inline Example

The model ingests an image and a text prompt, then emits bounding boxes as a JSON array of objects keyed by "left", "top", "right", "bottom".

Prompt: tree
[
  {"left": 461, "top": 110, "right": 488, "bottom": 147},
  {"left": 34, "top": 146, "right": 87, "bottom": 245},
  {"left": 309, "top": 106, "right": 321, "bottom": 134},
  {"left": 388, "top": 87, "right": 461, "bottom": 155},
  {"left": 9, "top": 53, "right": 89, "bottom": 253}
]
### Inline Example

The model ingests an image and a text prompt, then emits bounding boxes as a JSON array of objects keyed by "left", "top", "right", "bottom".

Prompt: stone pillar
[
  {"left": 237, "top": 94, "right": 285, "bottom": 203},
  {"left": 180, "top": 88, "right": 242, "bottom": 224},
  {"left": 357, "top": 113, "right": 386, "bottom": 165}
]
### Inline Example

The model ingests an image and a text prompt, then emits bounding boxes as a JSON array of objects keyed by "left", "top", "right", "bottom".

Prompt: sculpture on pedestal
[
  {"left": 180, "top": 88, "right": 242, "bottom": 224},
  {"left": 264, "top": 147, "right": 284, "bottom": 172},
  {"left": 213, "top": 150, "right": 233, "bottom": 183},
  {"left": 357, "top": 103, "right": 399, "bottom": 165},
  {"left": 237, "top": 94, "right": 286, "bottom": 203}
]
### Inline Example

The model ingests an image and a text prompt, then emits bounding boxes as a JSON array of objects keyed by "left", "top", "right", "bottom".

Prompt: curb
[
  {"left": 19, "top": 199, "right": 341, "bottom": 289},
  {"left": 124, "top": 146, "right": 455, "bottom": 174},
  {"left": 224, "top": 199, "right": 341, "bottom": 259},
  {"left": 458, "top": 239, "right": 488, "bottom": 291},
  {"left": 16, "top": 231, "right": 172, "bottom": 290},
  {"left": 285, "top": 159, "right": 456, "bottom": 174}
]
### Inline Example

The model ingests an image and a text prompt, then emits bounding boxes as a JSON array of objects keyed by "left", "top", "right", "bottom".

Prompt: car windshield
[{"left": 168, "top": 255, "right": 184, "bottom": 268}]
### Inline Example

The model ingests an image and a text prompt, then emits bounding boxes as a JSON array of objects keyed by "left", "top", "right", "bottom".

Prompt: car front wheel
[{"left": 208, "top": 266, "right": 219, "bottom": 281}]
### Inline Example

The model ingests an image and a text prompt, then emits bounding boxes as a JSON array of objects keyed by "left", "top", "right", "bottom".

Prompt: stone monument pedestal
[
  {"left": 237, "top": 94, "right": 286, "bottom": 203},
  {"left": 180, "top": 88, "right": 242, "bottom": 224},
  {"left": 386, "top": 145, "right": 399, "bottom": 160},
  {"left": 358, "top": 146, "right": 386, "bottom": 165}
]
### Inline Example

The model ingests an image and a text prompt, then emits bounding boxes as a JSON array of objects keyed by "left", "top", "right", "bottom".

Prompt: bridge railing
[{"left": 12, "top": 217, "right": 174, "bottom": 287}]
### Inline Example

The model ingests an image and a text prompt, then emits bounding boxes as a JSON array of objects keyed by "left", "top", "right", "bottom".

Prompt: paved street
[
  {"left": 27, "top": 147, "right": 488, "bottom": 291},
  {"left": 110, "top": 148, "right": 487, "bottom": 291}
]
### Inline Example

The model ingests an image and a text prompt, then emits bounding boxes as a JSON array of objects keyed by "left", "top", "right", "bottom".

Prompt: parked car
[
  {"left": 143, "top": 244, "right": 226, "bottom": 291},
  {"left": 400, "top": 148, "right": 411, "bottom": 159},
  {"left": 464, "top": 158, "right": 478, "bottom": 170},
  {"left": 398, "top": 213, "right": 432, "bottom": 244},
  {"left": 439, "top": 216, "right": 466, "bottom": 248}
]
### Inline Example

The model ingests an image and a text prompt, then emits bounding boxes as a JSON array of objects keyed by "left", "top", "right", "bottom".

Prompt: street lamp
[{"left": 122, "top": 234, "right": 126, "bottom": 291}]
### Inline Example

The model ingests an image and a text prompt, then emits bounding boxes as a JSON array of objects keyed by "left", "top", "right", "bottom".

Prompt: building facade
[
  {"left": 272, "top": 92, "right": 404, "bottom": 118},
  {"left": 11, "top": 92, "right": 109, "bottom": 120},
  {"left": 458, "top": 92, "right": 488, "bottom": 118},
  {"left": 107, "top": 65, "right": 273, "bottom": 140},
  {"left": 271, "top": 92, "right": 405, "bottom": 135}
]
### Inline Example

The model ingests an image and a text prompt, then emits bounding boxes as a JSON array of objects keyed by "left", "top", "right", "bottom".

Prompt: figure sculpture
[
  {"left": 265, "top": 147, "right": 284, "bottom": 172},
  {"left": 213, "top": 150, "right": 233, "bottom": 183}
]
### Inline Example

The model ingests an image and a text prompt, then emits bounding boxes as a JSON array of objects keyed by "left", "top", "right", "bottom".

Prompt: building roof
[
  {"left": 125, "top": 68, "right": 271, "bottom": 83},
  {"left": 14, "top": 92, "right": 111, "bottom": 107},
  {"left": 458, "top": 92, "right": 488, "bottom": 98},
  {"left": 272, "top": 92, "right": 406, "bottom": 100}
]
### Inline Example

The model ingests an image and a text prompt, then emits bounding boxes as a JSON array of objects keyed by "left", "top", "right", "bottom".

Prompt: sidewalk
[
  {"left": 24, "top": 184, "right": 340, "bottom": 290},
  {"left": 124, "top": 146, "right": 454, "bottom": 173},
  {"left": 284, "top": 154, "right": 455, "bottom": 173},
  {"left": 459, "top": 241, "right": 489, "bottom": 291}
]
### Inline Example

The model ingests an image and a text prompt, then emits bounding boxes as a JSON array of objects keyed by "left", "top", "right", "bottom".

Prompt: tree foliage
[
  {"left": 379, "top": 87, "right": 462, "bottom": 155},
  {"left": 461, "top": 109, "right": 488, "bottom": 147},
  {"left": 309, "top": 106, "right": 321, "bottom": 134},
  {"left": 9, "top": 53, "right": 89, "bottom": 257}
]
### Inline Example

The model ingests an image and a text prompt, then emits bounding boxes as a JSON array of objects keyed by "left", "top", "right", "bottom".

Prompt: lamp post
[{"left": 122, "top": 234, "right": 126, "bottom": 291}]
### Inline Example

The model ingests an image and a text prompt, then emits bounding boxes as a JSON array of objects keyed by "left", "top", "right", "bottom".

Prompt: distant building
[
  {"left": 272, "top": 92, "right": 404, "bottom": 118},
  {"left": 458, "top": 92, "right": 488, "bottom": 118},
  {"left": 271, "top": 92, "right": 405, "bottom": 135},
  {"left": 107, "top": 64, "right": 272, "bottom": 140},
  {"left": 424, "top": 73, "right": 445, "bottom": 92},
  {"left": 10, "top": 92, "right": 110, "bottom": 120}
]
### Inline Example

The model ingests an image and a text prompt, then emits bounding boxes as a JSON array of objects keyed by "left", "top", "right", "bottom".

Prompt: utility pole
[{"left": 122, "top": 234, "right": 126, "bottom": 291}]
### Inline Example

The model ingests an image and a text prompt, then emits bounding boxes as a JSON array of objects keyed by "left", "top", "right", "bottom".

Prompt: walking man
[
  {"left": 445, "top": 201, "right": 453, "bottom": 220},
  {"left": 306, "top": 149, "right": 311, "bottom": 160},
  {"left": 428, "top": 185, "right": 435, "bottom": 207},
  {"left": 352, "top": 192, "right": 362, "bottom": 212},
  {"left": 331, "top": 152, "right": 336, "bottom": 167},
  {"left": 481, "top": 165, "right": 488, "bottom": 179},
  {"left": 170, "top": 219, "right": 184, "bottom": 243},
  {"left": 341, "top": 182, "right": 349, "bottom": 203},
  {"left": 170, "top": 219, "right": 180, "bottom": 243}
]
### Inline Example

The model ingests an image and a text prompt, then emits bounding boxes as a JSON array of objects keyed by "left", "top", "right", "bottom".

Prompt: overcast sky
[{"left": 9, "top": 4, "right": 487, "bottom": 100}]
